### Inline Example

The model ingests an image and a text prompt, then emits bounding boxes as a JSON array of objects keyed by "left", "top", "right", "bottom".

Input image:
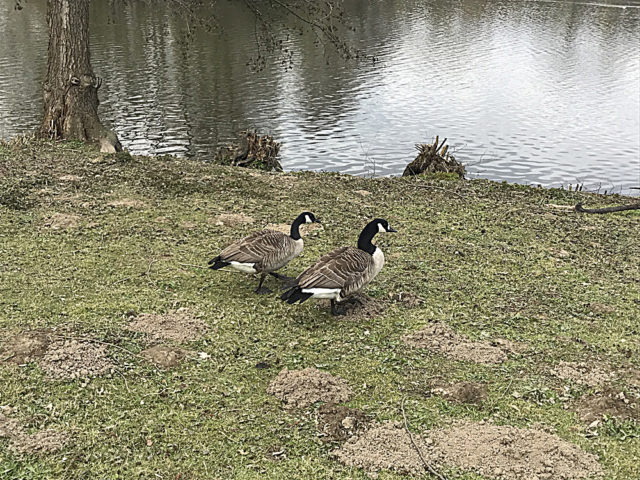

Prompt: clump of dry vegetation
[{"left": 403, "top": 136, "right": 465, "bottom": 177}]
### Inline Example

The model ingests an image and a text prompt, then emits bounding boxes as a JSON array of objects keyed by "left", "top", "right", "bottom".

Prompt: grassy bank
[{"left": 0, "top": 139, "right": 638, "bottom": 479}]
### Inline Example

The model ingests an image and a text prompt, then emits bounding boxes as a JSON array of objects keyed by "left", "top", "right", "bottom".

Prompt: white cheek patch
[
  {"left": 305, "top": 214, "right": 312, "bottom": 223},
  {"left": 378, "top": 223, "right": 387, "bottom": 233}
]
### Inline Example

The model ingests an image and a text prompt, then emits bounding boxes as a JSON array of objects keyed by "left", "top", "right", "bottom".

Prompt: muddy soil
[
  {"left": 403, "top": 322, "right": 522, "bottom": 364},
  {"left": 126, "top": 308, "right": 208, "bottom": 343},
  {"left": 209, "top": 213, "right": 254, "bottom": 227},
  {"left": 267, "top": 367, "right": 353, "bottom": 409}
]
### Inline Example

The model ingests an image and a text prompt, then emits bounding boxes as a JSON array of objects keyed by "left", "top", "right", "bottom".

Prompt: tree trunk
[{"left": 40, "top": 0, "right": 121, "bottom": 152}]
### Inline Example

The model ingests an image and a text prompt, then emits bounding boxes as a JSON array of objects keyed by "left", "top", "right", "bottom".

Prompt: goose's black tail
[
  {"left": 281, "top": 285, "right": 313, "bottom": 304},
  {"left": 208, "top": 256, "right": 229, "bottom": 270}
]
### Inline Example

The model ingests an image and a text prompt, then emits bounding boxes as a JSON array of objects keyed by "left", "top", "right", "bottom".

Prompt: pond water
[{"left": 1, "top": 0, "right": 639, "bottom": 194}]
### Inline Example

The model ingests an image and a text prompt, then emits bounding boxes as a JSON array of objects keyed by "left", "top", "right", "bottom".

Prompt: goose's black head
[
  {"left": 358, "top": 218, "right": 397, "bottom": 253},
  {"left": 291, "top": 211, "right": 320, "bottom": 239}
]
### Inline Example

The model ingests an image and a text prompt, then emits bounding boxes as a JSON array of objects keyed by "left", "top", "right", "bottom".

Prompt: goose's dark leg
[
  {"left": 254, "top": 273, "right": 272, "bottom": 295},
  {"left": 269, "top": 272, "right": 296, "bottom": 283},
  {"left": 331, "top": 300, "right": 347, "bottom": 316}
]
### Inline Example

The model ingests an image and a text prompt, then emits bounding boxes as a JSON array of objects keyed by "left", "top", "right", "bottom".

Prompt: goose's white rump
[{"left": 301, "top": 287, "right": 342, "bottom": 300}]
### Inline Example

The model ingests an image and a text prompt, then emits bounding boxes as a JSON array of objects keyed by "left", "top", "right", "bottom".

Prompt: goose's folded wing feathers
[
  {"left": 219, "top": 230, "right": 288, "bottom": 263},
  {"left": 298, "top": 247, "right": 371, "bottom": 289}
]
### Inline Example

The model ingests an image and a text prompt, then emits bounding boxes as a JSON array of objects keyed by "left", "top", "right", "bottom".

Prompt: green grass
[{"left": 0, "top": 139, "right": 638, "bottom": 479}]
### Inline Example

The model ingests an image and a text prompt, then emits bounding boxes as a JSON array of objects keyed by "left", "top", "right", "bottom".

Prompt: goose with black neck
[{"left": 281, "top": 218, "right": 397, "bottom": 315}]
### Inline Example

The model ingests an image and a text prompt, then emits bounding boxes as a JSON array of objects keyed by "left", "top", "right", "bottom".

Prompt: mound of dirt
[
  {"left": 432, "top": 381, "right": 488, "bottom": 405},
  {"left": 0, "top": 413, "right": 68, "bottom": 455},
  {"left": 317, "top": 404, "right": 369, "bottom": 442},
  {"left": 334, "top": 420, "right": 604, "bottom": 479},
  {"left": 576, "top": 390, "right": 639, "bottom": 423},
  {"left": 267, "top": 367, "right": 353, "bottom": 409},
  {"left": 332, "top": 421, "right": 430, "bottom": 476},
  {"left": 430, "top": 421, "right": 604, "bottom": 480},
  {"left": 210, "top": 213, "right": 254, "bottom": 227},
  {"left": 140, "top": 345, "right": 188, "bottom": 368},
  {"left": 549, "top": 361, "right": 614, "bottom": 387},
  {"left": 40, "top": 339, "right": 114, "bottom": 380},
  {"left": 45, "top": 213, "right": 80, "bottom": 230},
  {"left": 126, "top": 308, "right": 207, "bottom": 343},
  {"left": 403, "top": 322, "right": 519, "bottom": 364},
  {"left": 1, "top": 331, "right": 51, "bottom": 364}
]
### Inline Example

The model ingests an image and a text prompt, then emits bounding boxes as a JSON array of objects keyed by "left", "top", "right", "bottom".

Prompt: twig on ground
[{"left": 401, "top": 398, "right": 447, "bottom": 480}]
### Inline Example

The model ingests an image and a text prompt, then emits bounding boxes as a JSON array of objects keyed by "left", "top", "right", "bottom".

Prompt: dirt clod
[
  {"left": 1, "top": 331, "right": 51, "bottom": 364},
  {"left": 140, "top": 345, "right": 187, "bottom": 368},
  {"left": 267, "top": 367, "right": 353, "bottom": 409},
  {"left": 403, "top": 322, "right": 517, "bottom": 364},
  {"left": 107, "top": 198, "right": 146, "bottom": 208},
  {"left": 40, "top": 339, "right": 114, "bottom": 379},
  {"left": 126, "top": 308, "right": 207, "bottom": 343},
  {"left": 432, "top": 381, "right": 488, "bottom": 405},
  {"left": 549, "top": 361, "right": 614, "bottom": 387},
  {"left": 317, "top": 404, "right": 369, "bottom": 442}
]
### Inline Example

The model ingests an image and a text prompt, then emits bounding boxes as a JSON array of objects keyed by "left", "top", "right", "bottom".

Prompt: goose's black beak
[
  {"left": 315, "top": 218, "right": 322, "bottom": 224},
  {"left": 387, "top": 226, "right": 397, "bottom": 232}
]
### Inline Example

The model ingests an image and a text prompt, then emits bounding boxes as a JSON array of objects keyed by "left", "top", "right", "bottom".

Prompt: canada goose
[
  {"left": 208, "top": 212, "right": 320, "bottom": 294},
  {"left": 281, "top": 218, "right": 397, "bottom": 315}
]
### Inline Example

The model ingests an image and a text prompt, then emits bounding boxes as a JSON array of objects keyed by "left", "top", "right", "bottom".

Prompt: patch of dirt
[
  {"left": 588, "top": 303, "right": 616, "bottom": 314},
  {"left": 209, "top": 213, "right": 254, "bottom": 227},
  {"left": 265, "top": 223, "right": 290, "bottom": 234},
  {"left": 429, "top": 421, "right": 604, "bottom": 480},
  {"left": 332, "top": 421, "right": 429, "bottom": 476},
  {"left": 140, "top": 345, "right": 188, "bottom": 368},
  {"left": 10, "top": 429, "right": 69, "bottom": 454},
  {"left": 267, "top": 367, "right": 353, "bottom": 409},
  {"left": 107, "top": 198, "right": 146, "bottom": 208},
  {"left": 355, "top": 190, "right": 372, "bottom": 196},
  {"left": 40, "top": 339, "right": 114, "bottom": 380},
  {"left": 403, "top": 322, "right": 520, "bottom": 364},
  {"left": 317, "top": 404, "right": 369, "bottom": 442},
  {"left": 334, "top": 420, "right": 604, "bottom": 479},
  {"left": 576, "top": 390, "right": 639, "bottom": 423},
  {"left": 126, "top": 308, "right": 207, "bottom": 343},
  {"left": 0, "top": 413, "right": 68, "bottom": 455},
  {"left": 390, "top": 292, "right": 423, "bottom": 308},
  {"left": 549, "top": 361, "right": 614, "bottom": 387},
  {"left": 44, "top": 212, "right": 80, "bottom": 230},
  {"left": 431, "top": 381, "right": 488, "bottom": 405},
  {"left": 0, "top": 331, "right": 51, "bottom": 364}
]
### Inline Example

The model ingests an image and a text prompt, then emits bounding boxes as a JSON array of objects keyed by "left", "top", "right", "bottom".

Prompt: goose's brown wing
[
  {"left": 219, "top": 230, "right": 290, "bottom": 270},
  {"left": 297, "top": 247, "right": 372, "bottom": 291}
]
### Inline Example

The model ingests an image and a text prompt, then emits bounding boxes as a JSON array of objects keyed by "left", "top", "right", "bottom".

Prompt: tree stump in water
[
  {"left": 215, "top": 131, "right": 282, "bottom": 172},
  {"left": 403, "top": 136, "right": 465, "bottom": 178}
]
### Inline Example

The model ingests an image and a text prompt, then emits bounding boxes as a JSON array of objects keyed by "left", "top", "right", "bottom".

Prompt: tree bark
[{"left": 40, "top": 0, "right": 121, "bottom": 152}]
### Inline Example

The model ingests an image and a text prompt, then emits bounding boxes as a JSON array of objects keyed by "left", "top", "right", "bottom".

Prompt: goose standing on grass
[
  {"left": 208, "top": 212, "right": 320, "bottom": 294},
  {"left": 281, "top": 218, "right": 397, "bottom": 315}
]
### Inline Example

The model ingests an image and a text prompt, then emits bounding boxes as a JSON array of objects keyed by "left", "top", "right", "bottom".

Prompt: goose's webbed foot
[{"left": 330, "top": 300, "right": 347, "bottom": 316}]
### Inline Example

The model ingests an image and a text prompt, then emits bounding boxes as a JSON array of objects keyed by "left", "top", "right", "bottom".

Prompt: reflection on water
[{"left": 0, "top": 0, "right": 638, "bottom": 194}]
